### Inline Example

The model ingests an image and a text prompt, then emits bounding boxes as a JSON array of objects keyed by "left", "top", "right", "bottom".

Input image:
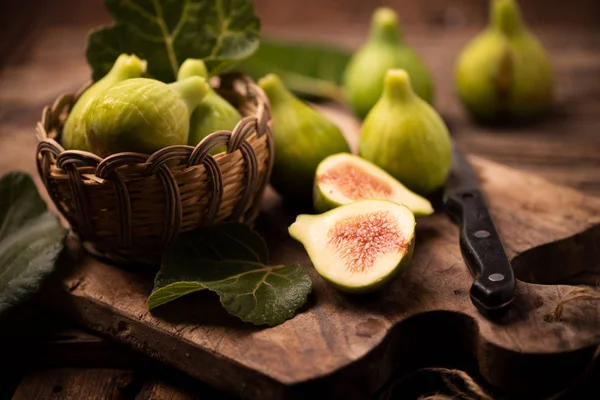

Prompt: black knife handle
[{"left": 444, "top": 189, "right": 516, "bottom": 312}]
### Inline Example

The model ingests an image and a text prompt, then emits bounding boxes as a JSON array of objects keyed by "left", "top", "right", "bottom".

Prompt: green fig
[
  {"left": 62, "top": 54, "right": 147, "bottom": 152},
  {"left": 289, "top": 199, "right": 415, "bottom": 294},
  {"left": 343, "top": 7, "right": 434, "bottom": 119},
  {"left": 314, "top": 153, "right": 434, "bottom": 216},
  {"left": 177, "top": 59, "right": 242, "bottom": 151},
  {"left": 455, "top": 0, "right": 554, "bottom": 122},
  {"left": 258, "top": 73, "right": 351, "bottom": 201},
  {"left": 85, "top": 77, "right": 209, "bottom": 157},
  {"left": 359, "top": 69, "right": 452, "bottom": 195}
]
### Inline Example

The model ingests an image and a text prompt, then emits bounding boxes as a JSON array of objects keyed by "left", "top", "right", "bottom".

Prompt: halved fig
[
  {"left": 313, "top": 153, "right": 434, "bottom": 216},
  {"left": 289, "top": 199, "right": 415, "bottom": 293}
]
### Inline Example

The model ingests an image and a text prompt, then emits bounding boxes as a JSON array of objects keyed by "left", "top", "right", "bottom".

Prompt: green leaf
[
  {"left": 236, "top": 38, "right": 352, "bottom": 102},
  {"left": 0, "top": 172, "right": 67, "bottom": 315},
  {"left": 148, "top": 223, "right": 312, "bottom": 326},
  {"left": 86, "top": 0, "right": 261, "bottom": 82}
]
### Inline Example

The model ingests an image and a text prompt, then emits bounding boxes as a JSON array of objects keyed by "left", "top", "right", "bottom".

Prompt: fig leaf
[
  {"left": 147, "top": 223, "right": 312, "bottom": 326},
  {"left": 0, "top": 171, "right": 67, "bottom": 315},
  {"left": 237, "top": 38, "right": 352, "bottom": 101},
  {"left": 87, "top": 0, "right": 261, "bottom": 82}
]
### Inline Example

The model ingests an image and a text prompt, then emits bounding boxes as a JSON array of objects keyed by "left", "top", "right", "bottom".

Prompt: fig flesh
[
  {"left": 85, "top": 77, "right": 208, "bottom": 157},
  {"left": 314, "top": 153, "right": 433, "bottom": 216},
  {"left": 177, "top": 59, "right": 242, "bottom": 149},
  {"left": 258, "top": 73, "right": 350, "bottom": 201},
  {"left": 343, "top": 7, "right": 434, "bottom": 119},
  {"left": 289, "top": 199, "right": 415, "bottom": 293},
  {"left": 62, "top": 54, "right": 147, "bottom": 152},
  {"left": 455, "top": 0, "right": 554, "bottom": 122},
  {"left": 359, "top": 69, "right": 452, "bottom": 195}
]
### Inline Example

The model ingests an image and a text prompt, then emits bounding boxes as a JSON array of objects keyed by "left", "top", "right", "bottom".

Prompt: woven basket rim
[{"left": 36, "top": 71, "right": 272, "bottom": 175}]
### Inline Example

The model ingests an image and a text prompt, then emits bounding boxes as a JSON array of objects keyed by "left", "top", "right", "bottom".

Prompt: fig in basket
[
  {"left": 455, "top": 0, "right": 554, "bottom": 123},
  {"left": 359, "top": 69, "right": 452, "bottom": 195},
  {"left": 258, "top": 73, "right": 350, "bottom": 202},
  {"left": 177, "top": 59, "right": 242, "bottom": 149},
  {"left": 343, "top": 7, "right": 434, "bottom": 119},
  {"left": 313, "top": 153, "right": 433, "bottom": 216},
  {"left": 84, "top": 76, "right": 209, "bottom": 157},
  {"left": 289, "top": 199, "right": 416, "bottom": 294},
  {"left": 61, "top": 54, "right": 147, "bottom": 152}
]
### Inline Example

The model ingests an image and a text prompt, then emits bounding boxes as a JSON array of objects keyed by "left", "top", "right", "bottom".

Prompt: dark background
[{"left": 2, "top": 0, "right": 600, "bottom": 65}]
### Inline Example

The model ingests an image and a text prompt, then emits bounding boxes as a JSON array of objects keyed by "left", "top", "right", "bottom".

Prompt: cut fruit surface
[
  {"left": 313, "top": 153, "right": 434, "bottom": 216},
  {"left": 289, "top": 199, "right": 415, "bottom": 293}
]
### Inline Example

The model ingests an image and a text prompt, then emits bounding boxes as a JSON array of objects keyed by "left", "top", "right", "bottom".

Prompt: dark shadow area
[
  {"left": 289, "top": 311, "right": 481, "bottom": 399},
  {"left": 511, "top": 224, "right": 600, "bottom": 285},
  {"left": 147, "top": 290, "right": 266, "bottom": 333},
  {"left": 285, "top": 309, "right": 599, "bottom": 399}
]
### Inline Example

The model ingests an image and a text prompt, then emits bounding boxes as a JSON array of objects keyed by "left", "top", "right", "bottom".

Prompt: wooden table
[{"left": 1, "top": 16, "right": 599, "bottom": 399}]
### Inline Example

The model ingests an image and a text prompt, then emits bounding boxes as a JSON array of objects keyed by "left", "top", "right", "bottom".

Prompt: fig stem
[
  {"left": 383, "top": 69, "right": 415, "bottom": 103},
  {"left": 169, "top": 76, "right": 209, "bottom": 113},
  {"left": 111, "top": 54, "right": 147, "bottom": 80},
  {"left": 178, "top": 59, "right": 209, "bottom": 80},
  {"left": 258, "top": 73, "right": 295, "bottom": 104},
  {"left": 370, "top": 7, "right": 402, "bottom": 44},
  {"left": 491, "top": 0, "right": 526, "bottom": 37}
]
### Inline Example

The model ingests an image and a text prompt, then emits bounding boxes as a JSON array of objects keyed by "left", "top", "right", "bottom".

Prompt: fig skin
[
  {"left": 312, "top": 153, "right": 434, "bottom": 216},
  {"left": 455, "top": 0, "right": 554, "bottom": 123},
  {"left": 85, "top": 77, "right": 208, "bottom": 157},
  {"left": 177, "top": 59, "right": 242, "bottom": 150},
  {"left": 258, "top": 73, "right": 351, "bottom": 201},
  {"left": 359, "top": 69, "right": 452, "bottom": 196},
  {"left": 289, "top": 199, "right": 415, "bottom": 294},
  {"left": 343, "top": 7, "right": 434, "bottom": 120},
  {"left": 62, "top": 54, "right": 147, "bottom": 152}
]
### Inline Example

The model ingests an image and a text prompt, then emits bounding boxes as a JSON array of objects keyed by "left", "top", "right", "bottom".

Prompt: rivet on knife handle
[{"left": 445, "top": 188, "right": 516, "bottom": 313}]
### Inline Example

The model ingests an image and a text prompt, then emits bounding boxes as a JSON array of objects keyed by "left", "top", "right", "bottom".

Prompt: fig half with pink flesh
[
  {"left": 289, "top": 199, "right": 415, "bottom": 293},
  {"left": 313, "top": 153, "right": 434, "bottom": 216}
]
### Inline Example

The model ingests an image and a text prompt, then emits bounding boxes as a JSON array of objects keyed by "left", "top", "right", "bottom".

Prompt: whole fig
[
  {"left": 62, "top": 54, "right": 147, "bottom": 152},
  {"left": 455, "top": 0, "right": 554, "bottom": 122},
  {"left": 85, "top": 77, "right": 208, "bottom": 157},
  {"left": 343, "top": 7, "right": 434, "bottom": 119},
  {"left": 258, "top": 73, "right": 350, "bottom": 201},
  {"left": 177, "top": 59, "right": 242, "bottom": 149},
  {"left": 359, "top": 69, "right": 451, "bottom": 195}
]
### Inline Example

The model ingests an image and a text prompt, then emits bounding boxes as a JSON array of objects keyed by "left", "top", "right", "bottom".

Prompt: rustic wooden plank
[
  {"left": 11, "top": 369, "right": 138, "bottom": 400},
  {"left": 134, "top": 373, "right": 236, "bottom": 400},
  {"left": 30, "top": 328, "right": 148, "bottom": 369},
  {"left": 135, "top": 381, "right": 198, "bottom": 400},
  {"left": 42, "top": 154, "right": 600, "bottom": 399}
]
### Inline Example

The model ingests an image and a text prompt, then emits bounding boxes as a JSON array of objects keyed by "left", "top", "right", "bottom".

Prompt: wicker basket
[{"left": 36, "top": 72, "right": 274, "bottom": 265}]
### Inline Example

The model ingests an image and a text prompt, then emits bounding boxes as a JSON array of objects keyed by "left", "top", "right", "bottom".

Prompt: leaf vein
[
  {"left": 221, "top": 231, "right": 262, "bottom": 261},
  {"left": 170, "top": 0, "right": 190, "bottom": 41},
  {"left": 151, "top": 0, "right": 179, "bottom": 77},
  {"left": 210, "top": 0, "right": 230, "bottom": 58},
  {"left": 122, "top": 0, "right": 159, "bottom": 24}
]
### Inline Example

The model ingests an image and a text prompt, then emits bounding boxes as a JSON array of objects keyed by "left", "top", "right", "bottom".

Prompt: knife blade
[{"left": 443, "top": 142, "right": 516, "bottom": 316}]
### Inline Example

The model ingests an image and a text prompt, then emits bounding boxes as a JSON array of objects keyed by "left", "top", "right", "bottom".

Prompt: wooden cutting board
[{"left": 42, "top": 106, "right": 600, "bottom": 400}]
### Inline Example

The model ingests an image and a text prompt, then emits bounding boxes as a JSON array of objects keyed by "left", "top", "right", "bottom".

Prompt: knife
[{"left": 443, "top": 142, "right": 516, "bottom": 316}]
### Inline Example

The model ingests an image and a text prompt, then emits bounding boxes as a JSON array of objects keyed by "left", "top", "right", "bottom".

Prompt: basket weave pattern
[{"left": 36, "top": 72, "right": 274, "bottom": 265}]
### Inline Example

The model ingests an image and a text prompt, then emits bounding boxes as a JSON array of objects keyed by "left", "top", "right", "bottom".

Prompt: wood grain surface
[
  {"left": 39, "top": 132, "right": 600, "bottom": 400},
  {"left": 1, "top": 16, "right": 600, "bottom": 400}
]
